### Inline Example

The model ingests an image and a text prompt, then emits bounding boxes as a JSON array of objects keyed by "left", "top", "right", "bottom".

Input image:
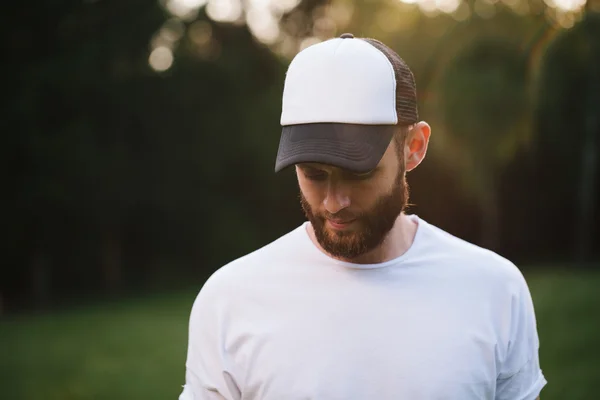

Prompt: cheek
[
  {"left": 297, "top": 172, "right": 396, "bottom": 210},
  {"left": 354, "top": 175, "right": 396, "bottom": 207},
  {"left": 351, "top": 188, "right": 378, "bottom": 210},
  {"left": 298, "top": 177, "right": 324, "bottom": 206}
]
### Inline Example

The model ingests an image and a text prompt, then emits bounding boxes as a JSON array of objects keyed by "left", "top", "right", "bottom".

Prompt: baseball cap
[{"left": 274, "top": 33, "right": 419, "bottom": 173}]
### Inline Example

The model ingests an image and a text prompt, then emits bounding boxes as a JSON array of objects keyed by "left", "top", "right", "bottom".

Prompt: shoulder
[
  {"left": 418, "top": 217, "right": 528, "bottom": 291},
  {"left": 187, "top": 224, "right": 308, "bottom": 326},
  {"left": 194, "top": 223, "right": 306, "bottom": 300}
]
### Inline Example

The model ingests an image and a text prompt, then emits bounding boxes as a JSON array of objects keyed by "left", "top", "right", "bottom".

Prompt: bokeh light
[
  {"left": 328, "top": 2, "right": 355, "bottom": 27},
  {"left": 452, "top": 2, "right": 471, "bottom": 21},
  {"left": 398, "top": 0, "right": 477, "bottom": 13},
  {"left": 188, "top": 20, "right": 212, "bottom": 46},
  {"left": 160, "top": 18, "right": 185, "bottom": 43},
  {"left": 313, "top": 16, "right": 337, "bottom": 38},
  {"left": 188, "top": 20, "right": 221, "bottom": 59},
  {"left": 271, "top": 0, "right": 302, "bottom": 14},
  {"left": 299, "top": 36, "right": 322, "bottom": 51},
  {"left": 164, "top": 0, "right": 206, "bottom": 20},
  {"left": 418, "top": 0, "right": 439, "bottom": 14},
  {"left": 511, "top": 1, "right": 531, "bottom": 16},
  {"left": 438, "top": 0, "right": 461, "bottom": 14},
  {"left": 474, "top": 0, "right": 497, "bottom": 18},
  {"left": 149, "top": 46, "right": 174, "bottom": 71},
  {"left": 158, "top": 0, "right": 593, "bottom": 57},
  {"left": 206, "top": 0, "right": 243, "bottom": 22},
  {"left": 546, "top": 0, "right": 587, "bottom": 11},
  {"left": 246, "top": 6, "right": 280, "bottom": 44}
]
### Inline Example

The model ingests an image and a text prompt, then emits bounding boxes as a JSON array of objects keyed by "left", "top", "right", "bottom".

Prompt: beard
[{"left": 300, "top": 171, "right": 409, "bottom": 261}]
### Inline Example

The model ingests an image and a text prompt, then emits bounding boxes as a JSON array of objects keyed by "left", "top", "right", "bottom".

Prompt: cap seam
[
  {"left": 360, "top": 39, "right": 398, "bottom": 125},
  {"left": 333, "top": 37, "right": 344, "bottom": 55}
]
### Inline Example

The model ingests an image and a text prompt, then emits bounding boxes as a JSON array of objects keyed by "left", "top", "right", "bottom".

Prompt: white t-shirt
[{"left": 179, "top": 215, "right": 547, "bottom": 400}]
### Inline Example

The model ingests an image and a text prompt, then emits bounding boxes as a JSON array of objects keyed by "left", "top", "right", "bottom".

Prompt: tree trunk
[
  {"left": 101, "top": 225, "right": 122, "bottom": 295},
  {"left": 575, "top": 16, "right": 600, "bottom": 263},
  {"left": 31, "top": 248, "right": 51, "bottom": 311}
]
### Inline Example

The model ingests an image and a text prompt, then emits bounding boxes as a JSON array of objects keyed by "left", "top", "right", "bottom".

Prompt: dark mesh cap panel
[{"left": 361, "top": 38, "right": 419, "bottom": 125}]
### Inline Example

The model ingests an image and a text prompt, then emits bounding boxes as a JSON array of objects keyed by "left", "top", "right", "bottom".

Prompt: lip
[{"left": 326, "top": 219, "right": 355, "bottom": 230}]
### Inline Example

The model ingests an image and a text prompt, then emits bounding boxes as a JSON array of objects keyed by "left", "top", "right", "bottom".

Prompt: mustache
[{"left": 318, "top": 211, "right": 360, "bottom": 221}]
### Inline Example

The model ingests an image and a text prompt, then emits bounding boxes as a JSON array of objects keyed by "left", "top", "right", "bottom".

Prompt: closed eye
[
  {"left": 300, "top": 167, "right": 376, "bottom": 182},
  {"left": 303, "top": 170, "right": 328, "bottom": 181},
  {"left": 344, "top": 170, "right": 376, "bottom": 181}
]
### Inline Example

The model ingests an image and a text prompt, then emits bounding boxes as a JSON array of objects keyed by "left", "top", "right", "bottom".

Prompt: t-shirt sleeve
[
  {"left": 179, "top": 276, "right": 241, "bottom": 400},
  {"left": 495, "top": 271, "right": 547, "bottom": 400}
]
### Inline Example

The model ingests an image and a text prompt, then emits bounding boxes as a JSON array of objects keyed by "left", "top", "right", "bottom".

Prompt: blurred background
[{"left": 1, "top": 0, "right": 599, "bottom": 398}]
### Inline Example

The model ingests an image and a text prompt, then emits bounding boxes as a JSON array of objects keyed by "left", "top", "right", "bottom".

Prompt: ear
[{"left": 404, "top": 121, "right": 431, "bottom": 172}]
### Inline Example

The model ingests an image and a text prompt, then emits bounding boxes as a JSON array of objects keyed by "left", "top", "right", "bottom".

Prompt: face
[{"left": 297, "top": 138, "right": 408, "bottom": 261}]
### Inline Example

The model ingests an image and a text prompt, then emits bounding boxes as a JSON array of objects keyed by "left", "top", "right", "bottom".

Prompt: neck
[{"left": 307, "top": 213, "right": 418, "bottom": 264}]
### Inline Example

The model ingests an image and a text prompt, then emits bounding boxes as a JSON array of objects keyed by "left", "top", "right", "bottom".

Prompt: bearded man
[{"left": 178, "top": 33, "right": 546, "bottom": 400}]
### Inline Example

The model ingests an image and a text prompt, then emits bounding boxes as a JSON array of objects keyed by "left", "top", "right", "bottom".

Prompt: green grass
[
  {"left": 0, "top": 290, "right": 197, "bottom": 400},
  {"left": 524, "top": 268, "right": 600, "bottom": 399},
  {"left": 1, "top": 269, "right": 599, "bottom": 399}
]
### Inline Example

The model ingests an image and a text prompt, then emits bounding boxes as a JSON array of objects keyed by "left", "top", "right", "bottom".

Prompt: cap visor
[{"left": 275, "top": 123, "right": 396, "bottom": 173}]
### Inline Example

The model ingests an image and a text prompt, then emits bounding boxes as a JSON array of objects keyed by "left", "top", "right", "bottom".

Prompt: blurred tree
[
  {"left": 5, "top": 0, "right": 167, "bottom": 303},
  {"left": 3, "top": 0, "right": 599, "bottom": 313},
  {"left": 533, "top": 10, "right": 600, "bottom": 262},
  {"left": 3, "top": 0, "right": 298, "bottom": 311},
  {"left": 436, "top": 35, "right": 533, "bottom": 249}
]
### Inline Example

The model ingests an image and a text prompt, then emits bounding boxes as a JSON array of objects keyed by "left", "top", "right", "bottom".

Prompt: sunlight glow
[
  {"left": 546, "top": 0, "right": 587, "bottom": 12},
  {"left": 164, "top": 0, "right": 207, "bottom": 20},
  {"left": 328, "top": 2, "right": 354, "bottom": 27},
  {"left": 558, "top": 12, "right": 577, "bottom": 27},
  {"left": 473, "top": 0, "right": 496, "bottom": 18},
  {"left": 452, "top": 2, "right": 471, "bottom": 21},
  {"left": 246, "top": 6, "right": 280, "bottom": 44},
  {"left": 149, "top": 46, "right": 174, "bottom": 72},
  {"left": 299, "top": 36, "right": 321, "bottom": 51},
  {"left": 401, "top": 0, "right": 464, "bottom": 14},
  {"left": 437, "top": 0, "right": 461, "bottom": 14},
  {"left": 160, "top": 18, "right": 185, "bottom": 42},
  {"left": 206, "top": 0, "right": 242, "bottom": 22},
  {"left": 188, "top": 20, "right": 212, "bottom": 46},
  {"left": 418, "top": 0, "right": 439, "bottom": 13},
  {"left": 313, "top": 17, "right": 337, "bottom": 38},
  {"left": 271, "top": 0, "right": 302, "bottom": 15},
  {"left": 160, "top": 0, "right": 591, "bottom": 63},
  {"left": 512, "top": 1, "right": 530, "bottom": 15}
]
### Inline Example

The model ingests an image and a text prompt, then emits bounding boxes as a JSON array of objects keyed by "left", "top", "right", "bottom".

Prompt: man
[{"left": 179, "top": 34, "right": 547, "bottom": 399}]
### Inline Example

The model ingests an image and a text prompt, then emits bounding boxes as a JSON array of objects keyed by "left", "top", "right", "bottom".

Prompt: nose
[{"left": 323, "top": 180, "right": 350, "bottom": 214}]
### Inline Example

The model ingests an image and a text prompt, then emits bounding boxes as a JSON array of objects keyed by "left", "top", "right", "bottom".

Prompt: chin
[{"left": 326, "top": 226, "right": 357, "bottom": 238}]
